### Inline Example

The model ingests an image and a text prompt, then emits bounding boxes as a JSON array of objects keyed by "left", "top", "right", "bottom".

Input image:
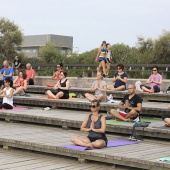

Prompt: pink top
[
  {"left": 149, "top": 74, "right": 162, "bottom": 88},
  {"left": 26, "top": 69, "right": 35, "bottom": 81}
]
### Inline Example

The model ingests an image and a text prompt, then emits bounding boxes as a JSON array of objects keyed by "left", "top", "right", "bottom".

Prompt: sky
[{"left": 1, "top": 0, "right": 170, "bottom": 53}]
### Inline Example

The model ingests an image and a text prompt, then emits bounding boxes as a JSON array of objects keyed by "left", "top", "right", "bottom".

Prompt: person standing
[
  {"left": 12, "top": 56, "right": 22, "bottom": 76},
  {"left": 105, "top": 43, "right": 112, "bottom": 77},
  {"left": 96, "top": 41, "right": 107, "bottom": 77}
]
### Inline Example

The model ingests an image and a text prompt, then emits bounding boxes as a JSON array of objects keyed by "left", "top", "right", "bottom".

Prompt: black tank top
[
  {"left": 58, "top": 79, "right": 69, "bottom": 93},
  {"left": 86, "top": 114, "right": 106, "bottom": 138}
]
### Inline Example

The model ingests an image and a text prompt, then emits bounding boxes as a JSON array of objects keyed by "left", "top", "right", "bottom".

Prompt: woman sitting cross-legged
[
  {"left": 70, "top": 100, "right": 107, "bottom": 148},
  {"left": 85, "top": 72, "right": 107, "bottom": 102},
  {"left": 0, "top": 77, "right": 14, "bottom": 109},
  {"left": 13, "top": 70, "right": 28, "bottom": 96},
  {"left": 107, "top": 64, "right": 128, "bottom": 91},
  {"left": 46, "top": 71, "right": 70, "bottom": 99}
]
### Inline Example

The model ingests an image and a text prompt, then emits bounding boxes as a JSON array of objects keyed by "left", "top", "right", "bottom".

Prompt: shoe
[
  {"left": 43, "top": 107, "right": 51, "bottom": 111},
  {"left": 105, "top": 116, "right": 112, "bottom": 120}
]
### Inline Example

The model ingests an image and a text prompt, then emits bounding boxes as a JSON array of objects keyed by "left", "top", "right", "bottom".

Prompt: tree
[
  {"left": 154, "top": 30, "right": 170, "bottom": 63},
  {"left": 0, "top": 17, "right": 23, "bottom": 60},
  {"left": 39, "top": 42, "right": 64, "bottom": 64}
]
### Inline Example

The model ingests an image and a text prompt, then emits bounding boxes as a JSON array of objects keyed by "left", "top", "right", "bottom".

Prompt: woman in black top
[
  {"left": 70, "top": 100, "right": 107, "bottom": 148},
  {"left": 46, "top": 71, "right": 70, "bottom": 99}
]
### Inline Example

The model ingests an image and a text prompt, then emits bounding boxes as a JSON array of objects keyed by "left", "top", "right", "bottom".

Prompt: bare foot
[
  {"left": 85, "top": 143, "right": 93, "bottom": 148},
  {"left": 164, "top": 123, "right": 170, "bottom": 127},
  {"left": 48, "top": 96, "right": 57, "bottom": 99}
]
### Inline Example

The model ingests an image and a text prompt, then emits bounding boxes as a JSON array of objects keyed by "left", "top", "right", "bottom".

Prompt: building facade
[{"left": 20, "top": 34, "right": 73, "bottom": 58}]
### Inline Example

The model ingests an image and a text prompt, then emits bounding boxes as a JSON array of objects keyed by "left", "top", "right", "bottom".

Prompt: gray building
[{"left": 20, "top": 34, "right": 73, "bottom": 58}]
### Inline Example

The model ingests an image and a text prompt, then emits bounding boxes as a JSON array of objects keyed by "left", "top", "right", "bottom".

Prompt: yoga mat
[
  {"left": 152, "top": 126, "right": 170, "bottom": 130},
  {"left": 106, "top": 120, "right": 134, "bottom": 126},
  {"left": 64, "top": 139, "right": 138, "bottom": 151},
  {"left": 0, "top": 107, "right": 28, "bottom": 110},
  {"left": 106, "top": 118, "right": 161, "bottom": 126},
  {"left": 159, "top": 157, "right": 170, "bottom": 162}
]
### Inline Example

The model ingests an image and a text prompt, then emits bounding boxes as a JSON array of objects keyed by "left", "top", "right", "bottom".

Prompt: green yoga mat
[
  {"left": 159, "top": 157, "right": 170, "bottom": 162},
  {"left": 106, "top": 118, "right": 161, "bottom": 126}
]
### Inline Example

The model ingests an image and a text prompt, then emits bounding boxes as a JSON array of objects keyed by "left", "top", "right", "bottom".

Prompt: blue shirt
[
  {"left": 114, "top": 72, "right": 128, "bottom": 88},
  {"left": 0, "top": 67, "right": 14, "bottom": 80}
]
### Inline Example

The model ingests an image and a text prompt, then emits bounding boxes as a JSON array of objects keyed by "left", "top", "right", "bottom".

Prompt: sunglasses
[
  {"left": 152, "top": 70, "right": 157, "bottom": 71},
  {"left": 89, "top": 105, "right": 97, "bottom": 108}
]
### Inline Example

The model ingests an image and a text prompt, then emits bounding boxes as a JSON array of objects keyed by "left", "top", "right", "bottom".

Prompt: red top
[
  {"left": 15, "top": 77, "right": 25, "bottom": 89},
  {"left": 26, "top": 69, "right": 35, "bottom": 81}
]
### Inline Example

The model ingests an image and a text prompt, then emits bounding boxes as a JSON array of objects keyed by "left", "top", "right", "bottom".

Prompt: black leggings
[
  {"left": 161, "top": 112, "right": 170, "bottom": 120},
  {"left": 0, "top": 103, "right": 13, "bottom": 109}
]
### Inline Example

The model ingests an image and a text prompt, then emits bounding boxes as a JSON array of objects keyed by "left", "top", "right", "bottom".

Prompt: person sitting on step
[
  {"left": 85, "top": 72, "right": 107, "bottom": 102},
  {"left": 13, "top": 70, "right": 28, "bottom": 96},
  {"left": 46, "top": 71, "right": 70, "bottom": 99},
  {"left": 0, "top": 77, "right": 14, "bottom": 109},
  {"left": 70, "top": 100, "right": 107, "bottom": 148},
  {"left": 161, "top": 104, "right": 170, "bottom": 127},
  {"left": 109, "top": 84, "right": 142, "bottom": 122},
  {"left": 140, "top": 66, "right": 162, "bottom": 93},
  {"left": 107, "top": 64, "right": 128, "bottom": 91}
]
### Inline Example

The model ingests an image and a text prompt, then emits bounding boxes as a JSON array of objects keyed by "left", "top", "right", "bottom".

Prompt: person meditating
[
  {"left": 85, "top": 72, "right": 107, "bottom": 102},
  {"left": 107, "top": 64, "right": 128, "bottom": 91},
  {"left": 46, "top": 71, "right": 70, "bottom": 99},
  {"left": 46, "top": 63, "right": 63, "bottom": 87},
  {"left": 140, "top": 66, "right": 162, "bottom": 93},
  {"left": 70, "top": 100, "right": 107, "bottom": 148}
]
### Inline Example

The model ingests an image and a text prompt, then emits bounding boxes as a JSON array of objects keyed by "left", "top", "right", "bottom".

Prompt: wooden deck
[
  {"left": 26, "top": 85, "right": 170, "bottom": 102},
  {"left": 0, "top": 148, "right": 115, "bottom": 170},
  {"left": 0, "top": 108, "right": 169, "bottom": 140},
  {"left": 0, "top": 122, "right": 169, "bottom": 170},
  {"left": 0, "top": 95, "right": 169, "bottom": 116}
]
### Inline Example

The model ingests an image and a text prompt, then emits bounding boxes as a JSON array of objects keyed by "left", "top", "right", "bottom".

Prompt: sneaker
[{"left": 43, "top": 107, "right": 51, "bottom": 111}]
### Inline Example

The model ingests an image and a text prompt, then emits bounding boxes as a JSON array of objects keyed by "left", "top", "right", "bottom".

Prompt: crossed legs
[
  {"left": 85, "top": 93, "right": 105, "bottom": 102},
  {"left": 70, "top": 136, "right": 106, "bottom": 148}
]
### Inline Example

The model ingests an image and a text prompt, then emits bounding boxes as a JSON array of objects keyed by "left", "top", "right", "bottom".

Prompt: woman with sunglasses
[
  {"left": 107, "top": 64, "right": 128, "bottom": 91},
  {"left": 140, "top": 66, "right": 162, "bottom": 93},
  {"left": 46, "top": 63, "right": 63, "bottom": 87},
  {"left": 13, "top": 70, "right": 28, "bottom": 96},
  {"left": 70, "top": 100, "right": 107, "bottom": 148},
  {"left": 85, "top": 72, "right": 107, "bottom": 102},
  {"left": 46, "top": 71, "right": 70, "bottom": 99},
  {"left": 96, "top": 41, "right": 107, "bottom": 77}
]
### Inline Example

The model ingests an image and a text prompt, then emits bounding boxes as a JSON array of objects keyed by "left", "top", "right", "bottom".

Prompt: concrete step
[
  {"left": 0, "top": 108, "right": 169, "bottom": 140},
  {"left": 0, "top": 95, "right": 169, "bottom": 117},
  {"left": 0, "top": 121, "right": 169, "bottom": 170}
]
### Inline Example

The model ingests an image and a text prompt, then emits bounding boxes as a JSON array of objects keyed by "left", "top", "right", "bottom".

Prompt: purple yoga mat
[{"left": 64, "top": 139, "right": 138, "bottom": 151}]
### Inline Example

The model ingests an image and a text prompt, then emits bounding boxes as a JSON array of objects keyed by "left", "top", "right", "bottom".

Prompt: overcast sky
[{"left": 1, "top": 0, "right": 170, "bottom": 53}]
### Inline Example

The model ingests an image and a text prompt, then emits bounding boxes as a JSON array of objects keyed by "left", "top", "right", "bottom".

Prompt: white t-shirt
[
  {"left": 106, "top": 50, "right": 111, "bottom": 60},
  {"left": 3, "top": 88, "right": 13, "bottom": 106}
]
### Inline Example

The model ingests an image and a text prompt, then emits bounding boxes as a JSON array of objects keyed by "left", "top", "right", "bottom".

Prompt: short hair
[
  {"left": 60, "top": 71, "right": 67, "bottom": 77},
  {"left": 26, "top": 63, "right": 31, "bottom": 67},
  {"left": 91, "top": 99, "right": 100, "bottom": 106},
  {"left": 4, "top": 77, "right": 13, "bottom": 87},
  {"left": 117, "top": 64, "right": 124, "bottom": 70},
  {"left": 152, "top": 65, "right": 159, "bottom": 71},
  {"left": 128, "top": 84, "right": 136, "bottom": 89}
]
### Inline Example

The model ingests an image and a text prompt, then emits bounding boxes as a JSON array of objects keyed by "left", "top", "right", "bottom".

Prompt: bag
[
  {"left": 129, "top": 122, "right": 150, "bottom": 141},
  {"left": 166, "top": 86, "right": 170, "bottom": 93}
]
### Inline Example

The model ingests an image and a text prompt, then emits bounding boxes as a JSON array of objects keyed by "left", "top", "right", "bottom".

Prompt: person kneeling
[
  {"left": 70, "top": 100, "right": 107, "bottom": 148},
  {"left": 109, "top": 84, "right": 142, "bottom": 122},
  {"left": 46, "top": 71, "right": 70, "bottom": 99}
]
